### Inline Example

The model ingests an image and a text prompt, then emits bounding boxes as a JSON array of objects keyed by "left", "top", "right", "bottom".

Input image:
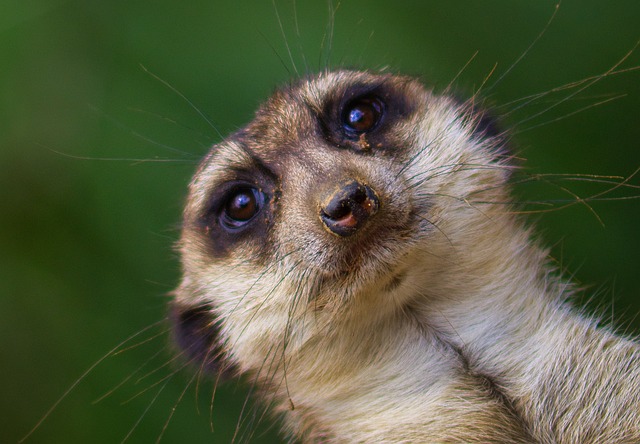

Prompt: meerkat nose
[{"left": 319, "top": 180, "right": 380, "bottom": 237}]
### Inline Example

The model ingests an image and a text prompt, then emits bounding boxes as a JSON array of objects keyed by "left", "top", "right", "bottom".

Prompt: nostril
[
  {"left": 320, "top": 180, "right": 380, "bottom": 237},
  {"left": 323, "top": 198, "right": 352, "bottom": 221}
]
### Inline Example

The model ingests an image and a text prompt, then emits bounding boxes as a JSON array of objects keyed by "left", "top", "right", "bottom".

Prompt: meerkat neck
[
  {"left": 420, "top": 214, "right": 640, "bottom": 442},
  {"left": 279, "top": 311, "right": 533, "bottom": 442}
]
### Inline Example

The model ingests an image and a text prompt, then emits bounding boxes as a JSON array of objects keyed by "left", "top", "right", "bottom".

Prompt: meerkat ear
[{"left": 170, "top": 301, "right": 236, "bottom": 380}]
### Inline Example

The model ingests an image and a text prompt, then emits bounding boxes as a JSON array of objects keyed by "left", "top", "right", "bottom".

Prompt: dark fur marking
[
  {"left": 193, "top": 150, "right": 279, "bottom": 265},
  {"left": 471, "top": 107, "right": 512, "bottom": 158},
  {"left": 450, "top": 94, "right": 511, "bottom": 157},
  {"left": 318, "top": 79, "right": 416, "bottom": 155},
  {"left": 170, "top": 302, "right": 236, "bottom": 378},
  {"left": 473, "top": 108, "right": 503, "bottom": 141}
]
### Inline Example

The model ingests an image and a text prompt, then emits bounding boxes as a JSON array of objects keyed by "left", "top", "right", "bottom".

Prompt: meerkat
[{"left": 171, "top": 70, "right": 640, "bottom": 443}]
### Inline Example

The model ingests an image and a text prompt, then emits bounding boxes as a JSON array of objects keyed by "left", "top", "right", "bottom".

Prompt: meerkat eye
[
  {"left": 342, "top": 96, "right": 384, "bottom": 136},
  {"left": 220, "top": 186, "right": 264, "bottom": 230}
]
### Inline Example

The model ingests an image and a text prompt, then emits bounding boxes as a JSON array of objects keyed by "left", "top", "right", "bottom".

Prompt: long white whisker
[{"left": 19, "top": 321, "right": 166, "bottom": 443}]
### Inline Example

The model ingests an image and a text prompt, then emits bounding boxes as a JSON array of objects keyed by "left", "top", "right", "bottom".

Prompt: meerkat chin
[{"left": 171, "top": 70, "right": 640, "bottom": 443}]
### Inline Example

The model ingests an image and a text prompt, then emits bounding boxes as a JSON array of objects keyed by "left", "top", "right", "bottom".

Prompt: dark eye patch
[
  {"left": 318, "top": 79, "right": 414, "bottom": 153},
  {"left": 195, "top": 170, "right": 275, "bottom": 260}
]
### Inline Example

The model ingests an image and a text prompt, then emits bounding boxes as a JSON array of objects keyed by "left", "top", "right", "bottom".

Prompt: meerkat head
[{"left": 171, "top": 70, "right": 510, "bottom": 379}]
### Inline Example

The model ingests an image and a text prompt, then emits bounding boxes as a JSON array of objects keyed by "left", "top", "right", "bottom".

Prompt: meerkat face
[{"left": 171, "top": 70, "right": 509, "bottom": 376}]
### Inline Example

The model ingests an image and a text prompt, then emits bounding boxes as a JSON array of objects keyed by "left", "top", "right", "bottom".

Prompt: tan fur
[{"left": 173, "top": 70, "right": 639, "bottom": 443}]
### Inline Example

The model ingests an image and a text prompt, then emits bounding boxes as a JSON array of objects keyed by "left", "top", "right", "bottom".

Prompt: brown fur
[{"left": 173, "top": 70, "right": 639, "bottom": 443}]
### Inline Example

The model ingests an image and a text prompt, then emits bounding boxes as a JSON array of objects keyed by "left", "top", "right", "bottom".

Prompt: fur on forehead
[
  {"left": 185, "top": 141, "right": 256, "bottom": 216},
  {"left": 242, "top": 70, "right": 423, "bottom": 145}
]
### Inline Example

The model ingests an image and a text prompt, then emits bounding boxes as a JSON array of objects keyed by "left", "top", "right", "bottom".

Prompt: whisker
[
  {"left": 272, "top": 0, "right": 299, "bottom": 77},
  {"left": 228, "top": 247, "right": 302, "bottom": 317},
  {"left": 326, "top": 0, "right": 340, "bottom": 69},
  {"left": 280, "top": 267, "right": 313, "bottom": 408},
  {"left": 122, "top": 359, "right": 192, "bottom": 405},
  {"left": 485, "top": 2, "right": 560, "bottom": 94},
  {"left": 126, "top": 106, "right": 216, "bottom": 146},
  {"left": 219, "top": 252, "right": 307, "bottom": 440},
  {"left": 45, "top": 147, "right": 196, "bottom": 164},
  {"left": 235, "top": 261, "right": 313, "bottom": 442},
  {"left": 445, "top": 50, "right": 479, "bottom": 93},
  {"left": 113, "top": 324, "right": 172, "bottom": 356},
  {"left": 539, "top": 176, "right": 604, "bottom": 226},
  {"left": 89, "top": 104, "right": 203, "bottom": 159},
  {"left": 155, "top": 371, "right": 198, "bottom": 444},
  {"left": 19, "top": 320, "right": 166, "bottom": 443},
  {"left": 404, "top": 162, "right": 512, "bottom": 193},
  {"left": 134, "top": 350, "right": 185, "bottom": 386},
  {"left": 292, "top": 0, "right": 310, "bottom": 75},
  {"left": 512, "top": 41, "right": 640, "bottom": 128},
  {"left": 258, "top": 29, "right": 292, "bottom": 77},
  {"left": 514, "top": 94, "right": 626, "bottom": 134},
  {"left": 414, "top": 213, "right": 456, "bottom": 252},
  {"left": 335, "top": 17, "right": 365, "bottom": 68},
  {"left": 121, "top": 377, "right": 172, "bottom": 444},
  {"left": 237, "top": 343, "right": 283, "bottom": 442},
  {"left": 496, "top": 65, "right": 640, "bottom": 113},
  {"left": 139, "top": 64, "right": 223, "bottom": 140},
  {"left": 470, "top": 62, "right": 498, "bottom": 103},
  {"left": 93, "top": 346, "right": 169, "bottom": 405}
]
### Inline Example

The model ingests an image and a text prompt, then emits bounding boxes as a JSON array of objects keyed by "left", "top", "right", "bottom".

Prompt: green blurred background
[{"left": 2, "top": 1, "right": 639, "bottom": 442}]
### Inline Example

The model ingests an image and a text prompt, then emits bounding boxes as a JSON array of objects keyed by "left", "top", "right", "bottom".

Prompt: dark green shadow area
[{"left": 2, "top": 1, "right": 638, "bottom": 442}]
